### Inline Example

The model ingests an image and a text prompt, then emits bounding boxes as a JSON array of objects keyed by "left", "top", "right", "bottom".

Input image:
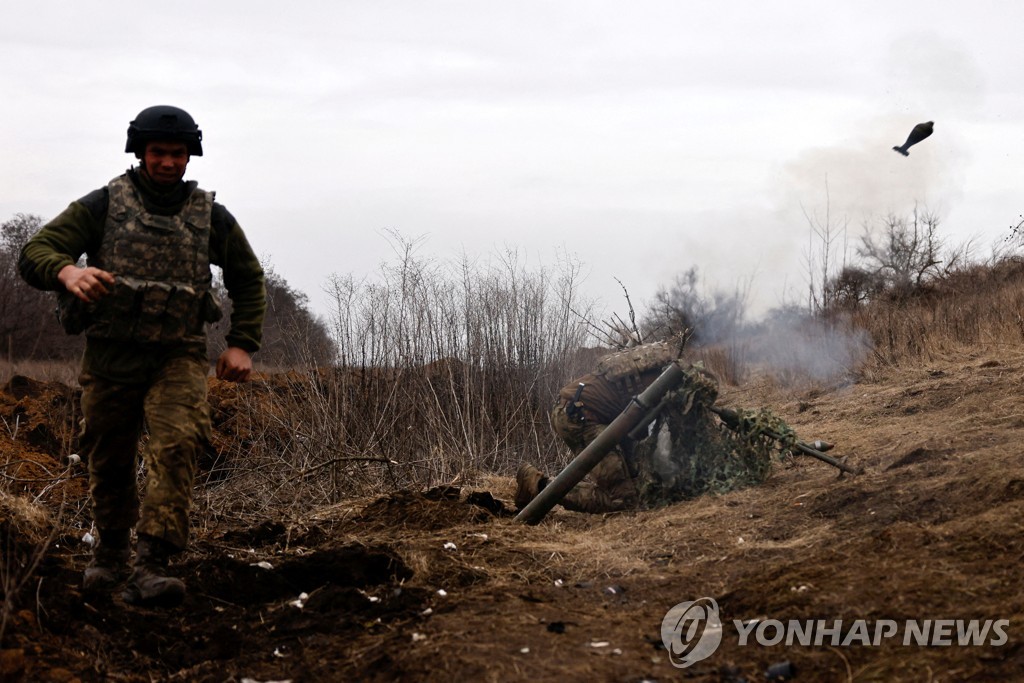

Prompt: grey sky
[{"left": 3, "top": 1, "right": 1022, "bottom": 323}]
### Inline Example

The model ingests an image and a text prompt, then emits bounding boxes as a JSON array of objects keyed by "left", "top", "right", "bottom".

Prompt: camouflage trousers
[
  {"left": 548, "top": 401, "right": 639, "bottom": 513},
  {"left": 79, "top": 355, "right": 211, "bottom": 551}
]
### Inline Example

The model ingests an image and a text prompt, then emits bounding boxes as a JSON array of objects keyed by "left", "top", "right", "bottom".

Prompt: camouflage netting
[
  {"left": 595, "top": 339, "right": 683, "bottom": 382},
  {"left": 633, "top": 371, "right": 795, "bottom": 506}
]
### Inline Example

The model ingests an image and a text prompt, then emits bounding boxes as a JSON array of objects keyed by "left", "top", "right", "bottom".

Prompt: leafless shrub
[
  {"left": 641, "top": 267, "right": 750, "bottom": 348},
  {"left": 198, "top": 235, "right": 599, "bottom": 517}
]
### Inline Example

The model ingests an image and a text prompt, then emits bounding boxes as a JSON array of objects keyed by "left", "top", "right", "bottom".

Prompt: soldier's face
[{"left": 142, "top": 141, "right": 190, "bottom": 185}]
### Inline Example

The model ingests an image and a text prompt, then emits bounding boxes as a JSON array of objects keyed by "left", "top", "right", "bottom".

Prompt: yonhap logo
[
  {"left": 661, "top": 597, "right": 724, "bottom": 667},
  {"left": 660, "top": 597, "right": 1009, "bottom": 667}
]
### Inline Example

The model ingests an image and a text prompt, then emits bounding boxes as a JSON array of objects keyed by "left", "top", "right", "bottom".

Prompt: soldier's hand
[
  {"left": 217, "top": 347, "right": 253, "bottom": 382},
  {"left": 58, "top": 265, "right": 115, "bottom": 303}
]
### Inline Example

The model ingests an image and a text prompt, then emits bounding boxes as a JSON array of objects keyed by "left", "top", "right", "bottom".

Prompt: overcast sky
[{"left": 3, "top": 1, "right": 1022, "bottom": 325}]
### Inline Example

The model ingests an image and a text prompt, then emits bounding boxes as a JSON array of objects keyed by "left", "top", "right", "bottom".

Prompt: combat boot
[
  {"left": 515, "top": 463, "right": 548, "bottom": 509},
  {"left": 122, "top": 534, "right": 186, "bottom": 608},
  {"left": 82, "top": 528, "right": 131, "bottom": 592}
]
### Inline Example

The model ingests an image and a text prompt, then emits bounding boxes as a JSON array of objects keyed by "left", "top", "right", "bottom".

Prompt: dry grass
[
  {"left": 0, "top": 489, "right": 57, "bottom": 644},
  {"left": 850, "top": 258, "right": 1024, "bottom": 367},
  {"left": 0, "top": 360, "right": 79, "bottom": 387},
  {"left": 0, "top": 489, "right": 51, "bottom": 544}
]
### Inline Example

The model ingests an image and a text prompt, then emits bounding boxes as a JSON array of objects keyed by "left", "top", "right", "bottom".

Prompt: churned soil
[{"left": 2, "top": 349, "right": 1024, "bottom": 682}]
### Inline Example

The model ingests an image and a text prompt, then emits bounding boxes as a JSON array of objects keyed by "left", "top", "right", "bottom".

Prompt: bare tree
[
  {"left": 858, "top": 206, "right": 946, "bottom": 296},
  {"left": 641, "top": 267, "right": 700, "bottom": 341},
  {"left": 801, "top": 179, "right": 850, "bottom": 314}
]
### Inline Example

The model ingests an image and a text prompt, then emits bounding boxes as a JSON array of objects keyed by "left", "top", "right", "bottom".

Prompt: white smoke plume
[{"left": 745, "top": 311, "right": 872, "bottom": 385}]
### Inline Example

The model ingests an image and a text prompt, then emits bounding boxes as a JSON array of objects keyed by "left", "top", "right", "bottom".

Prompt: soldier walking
[{"left": 19, "top": 105, "right": 267, "bottom": 607}]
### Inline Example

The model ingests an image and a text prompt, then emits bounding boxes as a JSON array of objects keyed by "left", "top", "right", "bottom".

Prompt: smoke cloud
[{"left": 750, "top": 314, "right": 872, "bottom": 384}]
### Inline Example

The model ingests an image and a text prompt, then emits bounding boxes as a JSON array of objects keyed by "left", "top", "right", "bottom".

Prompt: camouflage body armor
[{"left": 79, "top": 175, "right": 221, "bottom": 343}]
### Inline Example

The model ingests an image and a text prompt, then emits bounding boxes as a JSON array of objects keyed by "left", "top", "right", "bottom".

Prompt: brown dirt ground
[{"left": 2, "top": 349, "right": 1024, "bottom": 682}]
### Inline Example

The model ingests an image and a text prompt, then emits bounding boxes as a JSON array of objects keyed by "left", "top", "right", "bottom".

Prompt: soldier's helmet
[{"left": 125, "top": 105, "right": 203, "bottom": 157}]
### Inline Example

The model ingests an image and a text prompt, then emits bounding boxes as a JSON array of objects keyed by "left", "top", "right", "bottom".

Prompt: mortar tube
[{"left": 514, "top": 362, "right": 685, "bottom": 525}]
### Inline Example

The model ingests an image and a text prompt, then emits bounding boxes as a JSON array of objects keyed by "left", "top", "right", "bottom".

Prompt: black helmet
[{"left": 125, "top": 105, "right": 203, "bottom": 157}]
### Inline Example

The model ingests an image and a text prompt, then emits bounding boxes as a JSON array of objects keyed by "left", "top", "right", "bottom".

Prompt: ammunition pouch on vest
[
  {"left": 65, "top": 174, "right": 222, "bottom": 344},
  {"left": 56, "top": 291, "right": 90, "bottom": 335},
  {"left": 81, "top": 276, "right": 222, "bottom": 341}
]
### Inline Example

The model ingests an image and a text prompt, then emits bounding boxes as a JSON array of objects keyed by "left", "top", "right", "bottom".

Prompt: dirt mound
[
  {"left": 354, "top": 487, "right": 510, "bottom": 531},
  {"left": 190, "top": 542, "right": 413, "bottom": 605},
  {"left": 0, "top": 375, "right": 85, "bottom": 509}
]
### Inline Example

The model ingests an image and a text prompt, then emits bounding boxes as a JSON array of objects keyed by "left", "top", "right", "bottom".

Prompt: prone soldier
[{"left": 516, "top": 340, "right": 718, "bottom": 513}]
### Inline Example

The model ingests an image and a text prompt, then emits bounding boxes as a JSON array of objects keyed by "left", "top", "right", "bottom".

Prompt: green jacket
[{"left": 19, "top": 169, "right": 267, "bottom": 382}]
